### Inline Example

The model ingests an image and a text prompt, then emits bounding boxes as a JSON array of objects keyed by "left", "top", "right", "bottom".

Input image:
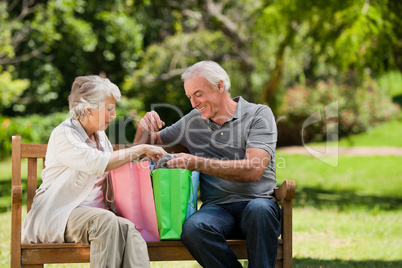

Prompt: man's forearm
[{"left": 194, "top": 156, "right": 269, "bottom": 182}]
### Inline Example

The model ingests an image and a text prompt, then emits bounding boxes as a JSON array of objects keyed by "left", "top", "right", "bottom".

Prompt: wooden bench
[{"left": 11, "top": 135, "right": 296, "bottom": 267}]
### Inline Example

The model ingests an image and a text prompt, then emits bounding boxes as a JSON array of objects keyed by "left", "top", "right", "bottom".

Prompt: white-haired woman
[{"left": 22, "top": 75, "right": 165, "bottom": 267}]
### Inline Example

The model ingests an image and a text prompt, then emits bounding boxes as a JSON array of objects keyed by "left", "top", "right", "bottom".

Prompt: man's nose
[{"left": 190, "top": 98, "right": 198, "bottom": 108}]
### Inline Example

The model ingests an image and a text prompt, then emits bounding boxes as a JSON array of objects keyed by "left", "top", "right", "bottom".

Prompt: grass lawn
[
  {"left": 309, "top": 119, "right": 402, "bottom": 147},
  {"left": 276, "top": 154, "right": 402, "bottom": 209}
]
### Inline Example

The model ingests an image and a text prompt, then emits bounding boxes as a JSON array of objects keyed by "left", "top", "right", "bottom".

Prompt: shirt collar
[
  {"left": 71, "top": 118, "right": 105, "bottom": 151},
  {"left": 232, "top": 96, "right": 248, "bottom": 120},
  {"left": 71, "top": 118, "right": 90, "bottom": 141}
]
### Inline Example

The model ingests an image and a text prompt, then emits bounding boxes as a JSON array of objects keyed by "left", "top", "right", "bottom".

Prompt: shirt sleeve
[
  {"left": 50, "top": 127, "right": 111, "bottom": 177},
  {"left": 246, "top": 106, "right": 277, "bottom": 158},
  {"left": 160, "top": 115, "right": 187, "bottom": 146}
]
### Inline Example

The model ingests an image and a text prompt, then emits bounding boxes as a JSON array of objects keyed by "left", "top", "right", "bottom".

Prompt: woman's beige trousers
[{"left": 65, "top": 206, "right": 150, "bottom": 267}]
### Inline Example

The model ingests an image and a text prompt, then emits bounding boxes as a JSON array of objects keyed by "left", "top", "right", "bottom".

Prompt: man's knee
[
  {"left": 181, "top": 215, "right": 208, "bottom": 246},
  {"left": 245, "top": 198, "right": 280, "bottom": 220},
  {"left": 181, "top": 217, "right": 197, "bottom": 242}
]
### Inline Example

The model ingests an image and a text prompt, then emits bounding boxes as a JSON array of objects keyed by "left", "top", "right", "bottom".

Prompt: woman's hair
[
  {"left": 181, "top": 61, "right": 231, "bottom": 95},
  {"left": 68, "top": 75, "right": 121, "bottom": 120}
]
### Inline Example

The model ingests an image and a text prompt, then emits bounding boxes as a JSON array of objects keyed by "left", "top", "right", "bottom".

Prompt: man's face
[{"left": 184, "top": 75, "right": 223, "bottom": 121}]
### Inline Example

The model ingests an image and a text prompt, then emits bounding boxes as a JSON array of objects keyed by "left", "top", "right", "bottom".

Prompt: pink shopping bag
[{"left": 110, "top": 161, "right": 160, "bottom": 241}]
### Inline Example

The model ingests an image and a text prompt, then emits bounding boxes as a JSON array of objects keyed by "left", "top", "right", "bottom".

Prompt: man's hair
[
  {"left": 181, "top": 61, "right": 231, "bottom": 95},
  {"left": 68, "top": 75, "right": 121, "bottom": 120}
]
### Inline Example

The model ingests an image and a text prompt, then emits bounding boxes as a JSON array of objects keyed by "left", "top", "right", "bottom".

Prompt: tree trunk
[{"left": 260, "top": 26, "right": 295, "bottom": 104}]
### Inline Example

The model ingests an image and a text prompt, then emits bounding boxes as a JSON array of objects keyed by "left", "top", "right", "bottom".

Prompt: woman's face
[{"left": 90, "top": 95, "right": 116, "bottom": 131}]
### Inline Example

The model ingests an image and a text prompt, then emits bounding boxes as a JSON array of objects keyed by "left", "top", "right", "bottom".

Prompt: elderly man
[{"left": 134, "top": 61, "right": 281, "bottom": 268}]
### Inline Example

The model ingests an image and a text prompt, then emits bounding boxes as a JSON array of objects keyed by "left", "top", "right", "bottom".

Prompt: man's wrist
[{"left": 194, "top": 156, "right": 206, "bottom": 172}]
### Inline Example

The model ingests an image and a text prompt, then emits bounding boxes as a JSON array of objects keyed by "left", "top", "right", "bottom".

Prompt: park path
[{"left": 278, "top": 146, "right": 402, "bottom": 156}]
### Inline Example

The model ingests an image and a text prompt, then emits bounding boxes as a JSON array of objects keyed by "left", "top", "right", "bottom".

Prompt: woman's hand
[{"left": 143, "top": 145, "right": 167, "bottom": 162}]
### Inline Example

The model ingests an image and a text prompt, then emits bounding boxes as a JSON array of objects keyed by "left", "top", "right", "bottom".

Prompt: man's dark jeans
[{"left": 181, "top": 198, "right": 281, "bottom": 268}]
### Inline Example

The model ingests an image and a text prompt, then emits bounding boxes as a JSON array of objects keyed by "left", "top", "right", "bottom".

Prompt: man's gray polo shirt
[{"left": 160, "top": 96, "right": 277, "bottom": 205}]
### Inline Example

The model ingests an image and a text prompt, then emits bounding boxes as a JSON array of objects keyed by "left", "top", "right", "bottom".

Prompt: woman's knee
[
  {"left": 93, "top": 209, "right": 120, "bottom": 232},
  {"left": 117, "top": 216, "right": 137, "bottom": 236}
]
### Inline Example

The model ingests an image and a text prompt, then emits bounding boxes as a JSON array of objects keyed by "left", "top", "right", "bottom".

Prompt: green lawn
[
  {"left": 276, "top": 154, "right": 402, "bottom": 210},
  {"left": 309, "top": 119, "right": 402, "bottom": 147}
]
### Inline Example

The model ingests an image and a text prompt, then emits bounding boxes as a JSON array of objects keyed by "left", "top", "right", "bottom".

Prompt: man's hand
[
  {"left": 134, "top": 111, "right": 165, "bottom": 144},
  {"left": 167, "top": 153, "right": 200, "bottom": 171},
  {"left": 138, "top": 111, "right": 165, "bottom": 132}
]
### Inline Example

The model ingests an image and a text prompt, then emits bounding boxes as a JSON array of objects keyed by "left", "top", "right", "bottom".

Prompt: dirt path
[{"left": 278, "top": 146, "right": 402, "bottom": 156}]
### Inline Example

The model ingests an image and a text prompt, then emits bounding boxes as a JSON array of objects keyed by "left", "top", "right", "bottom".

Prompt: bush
[
  {"left": 276, "top": 77, "right": 400, "bottom": 146},
  {"left": 0, "top": 105, "right": 139, "bottom": 159},
  {"left": 0, "top": 112, "right": 69, "bottom": 159}
]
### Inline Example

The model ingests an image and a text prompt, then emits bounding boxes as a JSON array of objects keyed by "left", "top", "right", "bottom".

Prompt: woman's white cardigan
[{"left": 22, "top": 118, "right": 112, "bottom": 243}]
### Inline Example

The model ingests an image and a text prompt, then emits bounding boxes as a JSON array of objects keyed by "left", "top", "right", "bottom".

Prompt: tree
[
  {"left": 256, "top": 0, "right": 402, "bottom": 104},
  {"left": 122, "top": 0, "right": 402, "bottom": 110},
  {"left": 1, "top": 0, "right": 144, "bottom": 115}
]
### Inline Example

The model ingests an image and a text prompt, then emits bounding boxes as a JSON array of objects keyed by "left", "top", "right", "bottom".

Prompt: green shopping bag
[{"left": 151, "top": 168, "right": 192, "bottom": 240}]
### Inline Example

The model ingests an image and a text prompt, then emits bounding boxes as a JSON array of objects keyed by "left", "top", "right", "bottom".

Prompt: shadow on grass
[
  {"left": 294, "top": 258, "right": 402, "bottom": 267},
  {"left": 294, "top": 187, "right": 402, "bottom": 211}
]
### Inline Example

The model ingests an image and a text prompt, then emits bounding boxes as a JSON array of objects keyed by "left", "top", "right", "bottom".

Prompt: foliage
[
  {"left": 0, "top": 97, "right": 145, "bottom": 159},
  {"left": 253, "top": 0, "right": 402, "bottom": 104},
  {"left": 0, "top": 112, "right": 69, "bottom": 159},
  {"left": 1, "top": 0, "right": 402, "bottom": 144},
  {"left": 1, "top": 0, "right": 143, "bottom": 115},
  {"left": 276, "top": 76, "right": 400, "bottom": 145},
  {"left": 122, "top": 30, "right": 232, "bottom": 126},
  {"left": 378, "top": 71, "right": 402, "bottom": 105},
  {"left": 0, "top": 66, "right": 30, "bottom": 111},
  {"left": 310, "top": 118, "right": 402, "bottom": 147}
]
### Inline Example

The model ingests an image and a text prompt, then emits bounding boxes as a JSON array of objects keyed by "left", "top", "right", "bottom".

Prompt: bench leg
[{"left": 23, "top": 265, "right": 44, "bottom": 268}]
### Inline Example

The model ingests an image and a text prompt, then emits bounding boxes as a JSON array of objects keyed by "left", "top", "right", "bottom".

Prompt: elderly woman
[{"left": 21, "top": 75, "right": 165, "bottom": 267}]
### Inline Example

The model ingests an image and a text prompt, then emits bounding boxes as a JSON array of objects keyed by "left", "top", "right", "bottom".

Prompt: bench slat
[
  {"left": 21, "top": 240, "right": 283, "bottom": 263},
  {"left": 27, "top": 158, "right": 37, "bottom": 211},
  {"left": 21, "top": 144, "right": 47, "bottom": 158}
]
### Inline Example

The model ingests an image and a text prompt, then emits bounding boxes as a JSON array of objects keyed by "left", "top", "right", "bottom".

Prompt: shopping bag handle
[
  {"left": 106, "top": 172, "right": 115, "bottom": 203},
  {"left": 189, "top": 174, "right": 196, "bottom": 209}
]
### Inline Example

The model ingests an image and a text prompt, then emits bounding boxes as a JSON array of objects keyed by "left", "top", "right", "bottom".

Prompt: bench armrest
[
  {"left": 12, "top": 185, "right": 23, "bottom": 205},
  {"left": 274, "top": 180, "right": 296, "bottom": 202}
]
